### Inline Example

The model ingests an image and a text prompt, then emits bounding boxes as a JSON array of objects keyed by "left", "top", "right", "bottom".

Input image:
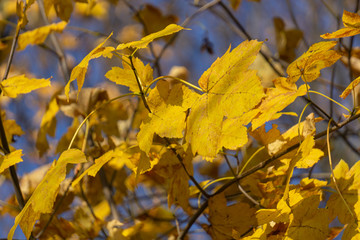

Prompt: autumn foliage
[{"left": 2, "top": 0, "right": 360, "bottom": 239}]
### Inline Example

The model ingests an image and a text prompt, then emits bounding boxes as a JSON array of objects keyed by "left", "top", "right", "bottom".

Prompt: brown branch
[{"left": 0, "top": 6, "right": 25, "bottom": 212}]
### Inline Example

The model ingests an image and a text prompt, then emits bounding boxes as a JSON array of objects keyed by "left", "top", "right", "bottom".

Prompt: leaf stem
[
  {"left": 128, "top": 55, "right": 152, "bottom": 113},
  {"left": 308, "top": 90, "right": 351, "bottom": 113},
  {"left": 144, "top": 76, "right": 204, "bottom": 94},
  {"left": 68, "top": 93, "right": 136, "bottom": 150},
  {"left": 326, "top": 119, "right": 356, "bottom": 220}
]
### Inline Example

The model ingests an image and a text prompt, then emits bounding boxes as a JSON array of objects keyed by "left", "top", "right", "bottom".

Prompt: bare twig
[
  {"left": 37, "top": 0, "right": 70, "bottom": 83},
  {"left": 286, "top": 0, "right": 309, "bottom": 48}
]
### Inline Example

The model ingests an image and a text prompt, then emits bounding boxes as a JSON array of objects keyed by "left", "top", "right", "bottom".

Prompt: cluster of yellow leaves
[{"left": 6, "top": 7, "right": 360, "bottom": 240}]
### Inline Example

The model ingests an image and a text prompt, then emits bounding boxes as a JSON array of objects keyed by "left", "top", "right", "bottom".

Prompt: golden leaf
[
  {"left": 340, "top": 76, "right": 360, "bottom": 99},
  {"left": 321, "top": 10, "right": 360, "bottom": 39},
  {"left": 286, "top": 41, "right": 341, "bottom": 83},
  {"left": 186, "top": 40, "right": 265, "bottom": 160},
  {"left": 17, "top": 21, "right": 67, "bottom": 50},
  {"left": 1, "top": 75, "right": 51, "bottom": 98},
  {"left": 116, "top": 24, "right": 187, "bottom": 50},
  {"left": 0, "top": 150, "right": 23, "bottom": 174}
]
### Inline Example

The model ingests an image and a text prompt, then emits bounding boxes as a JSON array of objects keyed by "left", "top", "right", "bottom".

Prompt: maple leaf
[
  {"left": 137, "top": 80, "right": 199, "bottom": 154},
  {"left": 186, "top": 40, "right": 265, "bottom": 160},
  {"left": 8, "top": 149, "right": 87, "bottom": 240},
  {"left": 286, "top": 41, "right": 341, "bottom": 83},
  {"left": 64, "top": 33, "right": 114, "bottom": 101},
  {"left": 17, "top": 21, "right": 67, "bottom": 50},
  {"left": 205, "top": 192, "right": 257, "bottom": 239},
  {"left": 284, "top": 195, "right": 329, "bottom": 239},
  {"left": 321, "top": 10, "right": 360, "bottom": 39},
  {"left": 327, "top": 160, "right": 360, "bottom": 225},
  {"left": 116, "top": 24, "right": 186, "bottom": 50},
  {"left": 0, "top": 75, "right": 51, "bottom": 98},
  {"left": 105, "top": 56, "right": 153, "bottom": 93},
  {"left": 250, "top": 78, "right": 307, "bottom": 129},
  {"left": 0, "top": 150, "right": 23, "bottom": 174}
]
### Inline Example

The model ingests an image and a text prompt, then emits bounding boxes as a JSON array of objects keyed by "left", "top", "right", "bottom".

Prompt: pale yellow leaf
[
  {"left": 1, "top": 75, "right": 51, "bottom": 98},
  {"left": 0, "top": 150, "right": 23, "bottom": 174},
  {"left": 116, "top": 24, "right": 187, "bottom": 50},
  {"left": 17, "top": 21, "right": 67, "bottom": 50}
]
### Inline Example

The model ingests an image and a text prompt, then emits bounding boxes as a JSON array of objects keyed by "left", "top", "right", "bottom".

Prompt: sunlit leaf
[
  {"left": 327, "top": 160, "right": 360, "bottom": 225},
  {"left": 284, "top": 195, "right": 328, "bottom": 239},
  {"left": 105, "top": 56, "right": 153, "bottom": 93},
  {"left": 8, "top": 149, "right": 87, "bottom": 240},
  {"left": 0, "top": 75, "right": 51, "bottom": 98},
  {"left": 287, "top": 41, "right": 341, "bottom": 83},
  {"left": 17, "top": 21, "right": 67, "bottom": 50},
  {"left": 186, "top": 40, "right": 265, "bottom": 160},
  {"left": 0, "top": 150, "right": 23, "bottom": 174},
  {"left": 321, "top": 10, "right": 360, "bottom": 39},
  {"left": 116, "top": 24, "right": 187, "bottom": 50},
  {"left": 137, "top": 81, "right": 199, "bottom": 154}
]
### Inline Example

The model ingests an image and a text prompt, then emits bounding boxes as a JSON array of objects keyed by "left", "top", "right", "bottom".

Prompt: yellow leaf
[
  {"left": 284, "top": 195, "right": 328, "bottom": 239},
  {"left": 251, "top": 78, "right": 307, "bottom": 129},
  {"left": 137, "top": 81, "right": 199, "bottom": 154},
  {"left": 4, "top": 118, "right": 24, "bottom": 144},
  {"left": 116, "top": 24, "right": 187, "bottom": 50},
  {"left": 327, "top": 160, "right": 360, "bottom": 225},
  {"left": 17, "top": 21, "right": 67, "bottom": 50},
  {"left": 8, "top": 149, "right": 87, "bottom": 240},
  {"left": 295, "top": 136, "right": 324, "bottom": 169},
  {"left": 0, "top": 150, "right": 23, "bottom": 174},
  {"left": 321, "top": 10, "right": 360, "bottom": 39},
  {"left": 256, "top": 198, "right": 291, "bottom": 225},
  {"left": 186, "top": 40, "right": 265, "bottom": 159},
  {"left": 0, "top": 75, "right": 51, "bottom": 98},
  {"left": 72, "top": 147, "right": 125, "bottom": 187},
  {"left": 64, "top": 33, "right": 114, "bottom": 101},
  {"left": 206, "top": 192, "right": 257, "bottom": 239},
  {"left": 340, "top": 76, "right": 360, "bottom": 99},
  {"left": 105, "top": 56, "right": 153, "bottom": 93},
  {"left": 286, "top": 41, "right": 341, "bottom": 83}
]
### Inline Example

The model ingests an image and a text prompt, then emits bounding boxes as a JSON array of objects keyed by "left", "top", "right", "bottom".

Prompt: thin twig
[
  {"left": 80, "top": 181, "right": 108, "bottom": 238},
  {"left": 37, "top": 0, "right": 70, "bottom": 83},
  {"left": 223, "top": 151, "right": 259, "bottom": 206},
  {"left": 286, "top": 0, "right": 309, "bottom": 48},
  {"left": 217, "top": 0, "right": 284, "bottom": 77},
  {"left": 177, "top": 200, "right": 208, "bottom": 240},
  {"left": 153, "top": 0, "right": 221, "bottom": 71}
]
